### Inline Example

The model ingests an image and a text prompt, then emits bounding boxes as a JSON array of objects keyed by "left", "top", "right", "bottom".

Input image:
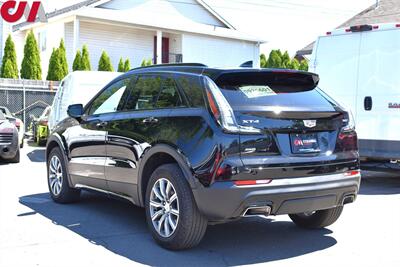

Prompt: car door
[
  {"left": 105, "top": 74, "right": 186, "bottom": 202},
  {"left": 66, "top": 78, "right": 129, "bottom": 190}
]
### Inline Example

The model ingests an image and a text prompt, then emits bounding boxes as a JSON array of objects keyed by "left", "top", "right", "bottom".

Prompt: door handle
[
  {"left": 142, "top": 117, "right": 159, "bottom": 124},
  {"left": 96, "top": 121, "right": 108, "bottom": 128},
  {"left": 364, "top": 96, "right": 372, "bottom": 111}
]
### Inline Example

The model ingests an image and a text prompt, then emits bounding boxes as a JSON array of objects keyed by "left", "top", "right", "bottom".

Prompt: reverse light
[{"left": 234, "top": 179, "right": 272, "bottom": 186}]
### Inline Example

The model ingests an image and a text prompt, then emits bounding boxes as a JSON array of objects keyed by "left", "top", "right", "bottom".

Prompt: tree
[
  {"left": 2, "top": 60, "right": 16, "bottom": 79},
  {"left": 260, "top": 53, "right": 267, "bottom": 68},
  {"left": 98, "top": 50, "right": 114, "bottom": 71},
  {"left": 73, "top": 50, "right": 82, "bottom": 71},
  {"left": 20, "top": 31, "right": 42, "bottom": 80},
  {"left": 117, "top": 57, "right": 124, "bottom": 72},
  {"left": 281, "top": 51, "right": 291, "bottom": 68},
  {"left": 299, "top": 60, "right": 309, "bottom": 71},
  {"left": 266, "top": 50, "right": 282, "bottom": 68},
  {"left": 58, "top": 39, "right": 68, "bottom": 77},
  {"left": 141, "top": 59, "right": 152, "bottom": 67},
  {"left": 1, "top": 35, "right": 18, "bottom": 78},
  {"left": 124, "top": 58, "right": 131, "bottom": 72},
  {"left": 81, "top": 45, "right": 91, "bottom": 71},
  {"left": 287, "top": 58, "right": 300, "bottom": 70}
]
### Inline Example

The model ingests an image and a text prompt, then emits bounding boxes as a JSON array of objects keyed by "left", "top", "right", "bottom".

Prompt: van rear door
[
  {"left": 311, "top": 33, "right": 361, "bottom": 115},
  {"left": 356, "top": 28, "right": 400, "bottom": 144}
]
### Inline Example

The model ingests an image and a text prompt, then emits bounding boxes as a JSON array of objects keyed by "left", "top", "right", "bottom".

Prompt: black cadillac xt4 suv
[{"left": 46, "top": 63, "right": 360, "bottom": 250}]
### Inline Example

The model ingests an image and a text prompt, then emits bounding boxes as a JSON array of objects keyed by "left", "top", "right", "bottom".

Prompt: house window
[{"left": 38, "top": 31, "right": 47, "bottom": 52}]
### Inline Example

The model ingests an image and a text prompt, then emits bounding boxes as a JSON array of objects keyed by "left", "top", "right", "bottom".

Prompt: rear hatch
[{"left": 213, "top": 71, "right": 346, "bottom": 157}]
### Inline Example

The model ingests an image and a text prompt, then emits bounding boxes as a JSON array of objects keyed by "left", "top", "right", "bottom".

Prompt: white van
[
  {"left": 310, "top": 23, "right": 400, "bottom": 161},
  {"left": 49, "top": 71, "right": 121, "bottom": 131}
]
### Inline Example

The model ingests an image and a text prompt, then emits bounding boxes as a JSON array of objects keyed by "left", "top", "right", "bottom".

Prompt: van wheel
[
  {"left": 47, "top": 147, "right": 80, "bottom": 203},
  {"left": 289, "top": 206, "right": 344, "bottom": 229},
  {"left": 145, "top": 163, "right": 207, "bottom": 250},
  {"left": 9, "top": 149, "right": 20, "bottom": 163}
]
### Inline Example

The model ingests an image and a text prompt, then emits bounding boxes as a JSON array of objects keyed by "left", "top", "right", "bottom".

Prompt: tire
[
  {"left": 289, "top": 206, "right": 344, "bottom": 229},
  {"left": 145, "top": 163, "right": 207, "bottom": 250},
  {"left": 9, "top": 149, "right": 20, "bottom": 163},
  {"left": 47, "top": 147, "right": 80, "bottom": 203}
]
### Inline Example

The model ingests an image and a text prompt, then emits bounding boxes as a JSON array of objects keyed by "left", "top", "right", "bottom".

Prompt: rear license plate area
[{"left": 290, "top": 133, "right": 320, "bottom": 154}]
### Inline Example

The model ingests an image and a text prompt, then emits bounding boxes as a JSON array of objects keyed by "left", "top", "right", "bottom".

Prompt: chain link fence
[{"left": 0, "top": 78, "right": 59, "bottom": 132}]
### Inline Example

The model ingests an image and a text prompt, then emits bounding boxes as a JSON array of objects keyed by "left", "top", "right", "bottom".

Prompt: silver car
[{"left": 0, "top": 111, "right": 20, "bottom": 163}]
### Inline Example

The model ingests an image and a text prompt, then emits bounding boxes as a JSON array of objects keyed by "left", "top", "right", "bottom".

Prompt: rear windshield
[{"left": 215, "top": 72, "right": 334, "bottom": 111}]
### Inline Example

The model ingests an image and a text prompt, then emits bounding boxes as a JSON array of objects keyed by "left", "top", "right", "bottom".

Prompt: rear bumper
[{"left": 193, "top": 172, "right": 361, "bottom": 222}]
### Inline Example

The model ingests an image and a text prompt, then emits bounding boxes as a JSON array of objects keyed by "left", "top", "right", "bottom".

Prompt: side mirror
[{"left": 67, "top": 104, "right": 84, "bottom": 119}]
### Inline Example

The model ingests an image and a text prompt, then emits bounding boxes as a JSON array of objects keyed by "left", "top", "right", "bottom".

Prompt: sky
[
  {"left": 207, "top": 0, "right": 376, "bottom": 56},
  {"left": 41, "top": 0, "right": 377, "bottom": 56}
]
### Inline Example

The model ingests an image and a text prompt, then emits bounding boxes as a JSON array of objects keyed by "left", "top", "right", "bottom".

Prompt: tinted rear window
[{"left": 215, "top": 72, "right": 333, "bottom": 111}]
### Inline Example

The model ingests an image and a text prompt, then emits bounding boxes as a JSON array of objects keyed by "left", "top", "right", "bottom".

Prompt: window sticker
[{"left": 239, "top": 86, "right": 276, "bottom": 98}]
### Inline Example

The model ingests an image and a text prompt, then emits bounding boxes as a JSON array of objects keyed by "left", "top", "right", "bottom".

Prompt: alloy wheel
[
  {"left": 49, "top": 155, "right": 63, "bottom": 196},
  {"left": 149, "top": 178, "right": 180, "bottom": 238}
]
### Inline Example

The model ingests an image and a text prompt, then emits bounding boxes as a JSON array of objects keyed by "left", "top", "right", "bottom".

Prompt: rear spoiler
[{"left": 213, "top": 70, "right": 320, "bottom": 90}]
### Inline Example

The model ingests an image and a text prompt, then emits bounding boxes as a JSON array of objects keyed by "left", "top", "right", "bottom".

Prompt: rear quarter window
[{"left": 176, "top": 75, "right": 205, "bottom": 108}]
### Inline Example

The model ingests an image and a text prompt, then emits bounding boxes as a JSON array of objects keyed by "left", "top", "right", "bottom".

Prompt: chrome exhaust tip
[
  {"left": 242, "top": 206, "right": 272, "bottom": 218},
  {"left": 342, "top": 194, "right": 356, "bottom": 205}
]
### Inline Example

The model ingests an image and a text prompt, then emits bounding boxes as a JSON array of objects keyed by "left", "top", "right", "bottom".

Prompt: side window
[
  {"left": 155, "top": 77, "right": 183, "bottom": 108},
  {"left": 176, "top": 75, "right": 205, "bottom": 107},
  {"left": 88, "top": 78, "right": 130, "bottom": 115},
  {"left": 123, "top": 75, "right": 162, "bottom": 111}
]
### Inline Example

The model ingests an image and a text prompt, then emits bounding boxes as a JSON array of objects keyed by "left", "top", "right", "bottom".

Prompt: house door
[{"left": 153, "top": 37, "right": 170, "bottom": 64}]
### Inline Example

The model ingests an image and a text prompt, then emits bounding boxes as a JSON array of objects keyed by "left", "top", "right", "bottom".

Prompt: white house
[{"left": 10, "top": 0, "right": 264, "bottom": 79}]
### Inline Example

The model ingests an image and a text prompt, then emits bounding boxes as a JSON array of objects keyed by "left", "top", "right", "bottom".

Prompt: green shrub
[
  {"left": 21, "top": 31, "right": 42, "bottom": 80},
  {"left": 73, "top": 50, "right": 82, "bottom": 71},
  {"left": 141, "top": 59, "right": 152, "bottom": 67},
  {"left": 58, "top": 39, "right": 68, "bottom": 77},
  {"left": 117, "top": 57, "right": 124, "bottom": 72},
  {"left": 98, "top": 51, "right": 114, "bottom": 71},
  {"left": 124, "top": 58, "right": 131, "bottom": 72},
  {"left": 81, "top": 45, "right": 91, "bottom": 71},
  {"left": 1, "top": 35, "right": 18, "bottom": 78},
  {"left": 299, "top": 60, "right": 309, "bottom": 71}
]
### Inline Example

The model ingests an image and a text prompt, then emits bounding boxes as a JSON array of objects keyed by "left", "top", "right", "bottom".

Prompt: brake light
[
  {"left": 396, "top": 24, "right": 400, "bottom": 28},
  {"left": 326, "top": 31, "right": 332, "bottom": 35},
  {"left": 234, "top": 179, "right": 272, "bottom": 186},
  {"left": 335, "top": 131, "right": 358, "bottom": 152},
  {"left": 15, "top": 120, "right": 21, "bottom": 127}
]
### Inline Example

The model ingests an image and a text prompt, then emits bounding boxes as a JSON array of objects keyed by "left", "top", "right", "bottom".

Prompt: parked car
[
  {"left": 46, "top": 64, "right": 360, "bottom": 250},
  {"left": 0, "top": 111, "right": 20, "bottom": 163},
  {"left": 48, "top": 71, "right": 121, "bottom": 132},
  {"left": 310, "top": 23, "right": 400, "bottom": 163},
  {"left": 0, "top": 106, "right": 24, "bottom": 148},
  {"left": 32, "top": 106, "right": 51, "bottom": 146}
]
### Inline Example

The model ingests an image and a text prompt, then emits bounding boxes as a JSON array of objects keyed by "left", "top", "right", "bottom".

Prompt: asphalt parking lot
[{"left": 1, "top": 142, "right": 400, "bottom": 267}]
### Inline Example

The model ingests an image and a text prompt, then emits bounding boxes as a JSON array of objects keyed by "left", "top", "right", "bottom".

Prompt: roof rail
[{"left": 130, "top": 63, "right": 208, "bottom": 71}]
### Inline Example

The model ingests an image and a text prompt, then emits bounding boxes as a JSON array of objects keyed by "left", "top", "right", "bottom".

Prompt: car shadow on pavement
[
  {"left": 27, "top": 149, "right": 46, "bottom": 163},
  {"left": 20, "top": 191, "right": 336, "bottom": 266},
  {"left": 359, "top": 171, "right": 400, "bottom": 195}
]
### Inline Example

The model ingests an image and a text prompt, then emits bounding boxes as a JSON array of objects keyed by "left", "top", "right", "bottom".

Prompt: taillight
[
  {"left": 345, "top": 170, "right": 360, "bottom": 177},
  {"left": 15, "top": 120, "right": 21, "bottom": 127},
  {"left": 204, "top": 77, "right": 261, "bottom": 134},
  {"left": 335, "top": 131, "right": 358, "bottom": 152}
]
